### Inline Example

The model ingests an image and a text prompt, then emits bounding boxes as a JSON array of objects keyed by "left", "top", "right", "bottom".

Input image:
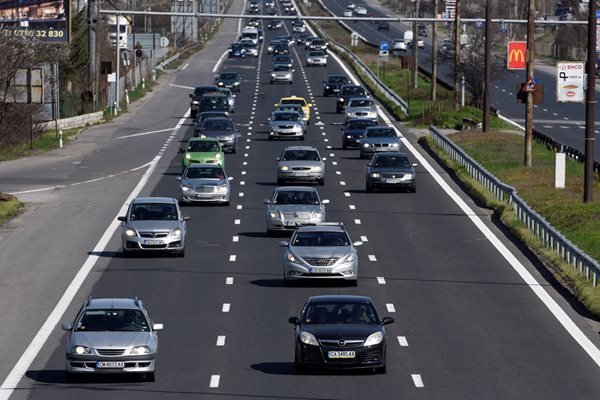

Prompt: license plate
[
  {"left": 293, "top": 172, "right": 309, "bottom": 176},
  {"left": 312, "top": 268, "right": 331, "bottom": 273},
  {"left": 143, "top": 240, "right": 163, "bottom": 245},
  {"left": 196, "top": 193, "right": 213, "bottom": 198},
  {"left": 285, "top": 221, "right": 296, "bottom": 226},
  {"left": 96, "top": 361, "right": 125, "bottom": 368},
  {"left": 385, "top": 179, "right": 401, "bottom": 184},
  {"left": 328, "top": 351, "right": 355, "bottom": 359}
]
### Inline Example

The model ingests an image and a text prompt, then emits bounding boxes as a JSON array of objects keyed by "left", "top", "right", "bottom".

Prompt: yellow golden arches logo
[{"left": 509, "top": 49, "right": 525, "bottom": 63}]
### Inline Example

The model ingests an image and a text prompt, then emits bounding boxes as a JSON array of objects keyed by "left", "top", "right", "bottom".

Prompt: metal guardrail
[
  {"left": 156, "top": 53, "right": 180, "bottom": 70},
  {"left": 429, "top": 125, "right": 600, "bottom": 287}
]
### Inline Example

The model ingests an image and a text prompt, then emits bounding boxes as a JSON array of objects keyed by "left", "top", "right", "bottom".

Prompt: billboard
[
  {"left": 507, "top": 41, "right": 527, "bottom": 70},
  {"left": 0, "top": 0, "right": 69, "bottom": 43},
  {"left": 556, "top": 61, "right": 585, "bottom": 103}
]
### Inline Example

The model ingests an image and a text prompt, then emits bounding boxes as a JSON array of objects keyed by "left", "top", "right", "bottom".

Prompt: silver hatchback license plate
[
  {"left": 328, "top": 351, "right": 355, "bottom": 359},
  {"left": 96, "top": 361, "right": 125, "bottom": 368},
  {"left": 144, "top": 240, "right": 163, "bottom": 245}
]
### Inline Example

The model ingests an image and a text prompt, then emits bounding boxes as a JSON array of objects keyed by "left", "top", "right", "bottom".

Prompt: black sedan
[
  {"left": 289, "top": 295, "right": 394, "bottom": 373},
  {"left": 322, "top": 75, "right": 351, "bottom": 97},
  {"left": 341, "top": 118, "right": 377, "bottom": 149},
  {"left": 215, "top": 72, "right": 242, "bottom": 92},
  {"left": 366, "top": 152, "right": 417, "bottom": 193},
  {"left": 336, "top": 84, "right": 367, "bottom": 113}
]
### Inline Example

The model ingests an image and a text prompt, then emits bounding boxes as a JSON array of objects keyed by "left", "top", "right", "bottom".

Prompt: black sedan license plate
[
  {"left": 96, "top": 361, "right": 125, "bottom": 368},
  {"left": 144, "top": 240, "right": 163, "bottom": 245},
  {"left": 328, "top": 351, "right": 355, "bottom": 359}
]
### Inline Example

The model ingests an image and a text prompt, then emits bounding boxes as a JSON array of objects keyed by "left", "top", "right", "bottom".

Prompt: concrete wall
[{"left": 44, "top": 111, "right": 104, "bottom": 131}]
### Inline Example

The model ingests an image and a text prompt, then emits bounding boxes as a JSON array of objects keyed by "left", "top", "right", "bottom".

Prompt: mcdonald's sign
[{"left": 507, "top": 41, "right": 527, "bottom": 70}]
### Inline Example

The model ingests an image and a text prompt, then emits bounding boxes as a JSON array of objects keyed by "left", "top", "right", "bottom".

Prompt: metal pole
[
  {"left": 431, "top": 0, "right": 438, "bottom": 101},
  {"left": 483, "top": 0, "right": 492, "bottom": 132},
  {"left": 412, "top": 0, "right": 420, "bottom": 89},
  {"left": 88, "top": 0, "right": 96, "bottom": 110},
  {"left": 116, "top": 14, "right": 121, "bottom": 112},
  {"left": 524, "top": 0, "right": 535, "bottom": 167},
  {"left": 584, "top": 0, "right": 597, "bottom": 202},
  {"left": 453, "top": 0, "right": 461, "bottom": 110}
]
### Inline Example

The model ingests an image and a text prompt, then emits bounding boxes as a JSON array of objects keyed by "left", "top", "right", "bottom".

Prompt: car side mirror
[
  {"left": 322, "top": 199, "right": 330, "bottom": 204},
  {"left": 153, "top": 323, "right": 164, "bottom": 331},
  {"left": 288, "top": 317, "right": 300, "bottom": 325},
  {"left": 278, "top": 241, "right": 289, "bottom": 247},
  {"left": 117, "top": 216, "right": 126, "bottom": 222},
  {"left": 264, "top": 199, "right": 271, "bottom": 204},
  {"left": 353, "top": 241, "right": 363, "bottom": 247},
  {"left": 183, "top": 216, "right": 191, "bottom": 221},
  {"left": 176, "top": 177, "right": 182, "bottom": 181},
  {"left": 61, "top": 323, "right": 72, "bottom": 331},
  {"left": 382, "top": 317, "right": 395, "bottom": 325},
  {"left": 189, "top": 93, "right": 193, "bottom": 98},
  {"left": 412, "top": 163, "right": 418, "bottom": 167}
]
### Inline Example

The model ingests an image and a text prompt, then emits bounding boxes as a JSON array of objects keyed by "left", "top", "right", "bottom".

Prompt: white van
[{"left": 241, "top": 27, "right": 259, "bottom": 45}]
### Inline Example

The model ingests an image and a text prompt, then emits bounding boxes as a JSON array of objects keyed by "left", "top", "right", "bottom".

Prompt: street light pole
[
  {"left": 412, "top": 0, "right": 420, "bottom": 89},
  {"left": 453, "top": 0, "right": 461, "bottom": 110},
  {"left": 431, "top": 0, "right": 439, "bottom": 101},
  {"left": 584, "top": 0, "right": 597, "bottom": 202},
  {"left": 524, "top": 0, "right": 535, "bottom": 167},
  {"left": 482, "top": 0, "right": 492, "bottom": 132}
]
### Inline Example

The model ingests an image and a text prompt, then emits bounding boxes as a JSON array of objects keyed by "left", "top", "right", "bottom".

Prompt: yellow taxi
[{"left": 275, "top": 96, "right": 313, "bottom": 125}]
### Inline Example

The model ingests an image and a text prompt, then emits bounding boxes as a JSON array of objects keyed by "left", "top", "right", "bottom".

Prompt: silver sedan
[
  {"left": 306, "top": 50, "right": 328, "bottom": 67},
  {"left": 344, "top": 97, "right": 379, "bottom": 122},
  {"left": 178, "top": 164, "right": 231, "bottom": 205},
  {"left": 277, "top": 145, "right": 325, "bottom": 185},
  {"left": 270, "top": 63, "right": 294, "bottom": 84},
  {"left": 264, "top": 186, "right": 329, "bottom": 235},
  {"left": 269, "top": 111, "right": 306, "bottom": 140}
]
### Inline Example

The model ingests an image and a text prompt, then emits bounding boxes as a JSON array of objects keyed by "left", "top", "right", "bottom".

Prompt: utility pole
[
  {"left": 584, "top": 0, "right": 597, "bottom": 202},
  {"left": 453, "top": 0, "right": 461, "bottom": 110},
  {"left": 412, "top": 0, "right": 420, "bottom": 89},
  {"left": 482, "top": 0, "right": 492, "bottom": 132},
  {"left": 431, "top": 0, "right": 439, "bottom": 101},
  {"left": 524, "top": 0, "right": 535, "bottom": 167},
  {"left": 88, "top": 0, "right": 96, "bottom": 110}
]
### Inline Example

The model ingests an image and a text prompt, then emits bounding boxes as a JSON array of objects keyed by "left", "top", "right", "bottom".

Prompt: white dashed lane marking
[
  {"left": 222, "top": 304, "right": 231, "bottom": 312},
  {"left": 216, "top": 336, "right": 226, "bottom": 346},
  {"left": 412, "top": 374, "right": 424, "bottom": 388},
  {"left": 386, "top": 304, "right": 396, "bottom": 312},
  {"left": 368, "top": 255, "right": 377, "bottom": 262},
  {"left": 354, "top": 219, "right": 361, "bottom": 224},
  {"left": 234, "top": 219, "right": 241, "bottom": 224},
  {"left": 398, "top": 336, "right": 409, "bottom": 346},
  {"left": 236, "top": 205, "right": 243, "bottom": 210},
  {"left": 360, "top": 236, "right": 368, "bottom": 242},
  {"left": 229, "top": 255, "right": 236, "bottom": 262},
  {"left": 340, "top": 181, "right": 346, "bottom": 186},
  {"left": 349, "top": 205, "right": 355, "bottom": 210},
  {"left": 209, "top": 375, "right": 221, "bottom": 388},
  {"left": 344, "top": 192, "right": 351, "bottom": 197},
  {"left": 377, "top": 277, "right": 386, "bottom": 284},
  {"left": 232, "top": 236, "right": 239, "bottom": 242},
  {"left": 239, "top": 193, "right": 245, "bottom": 197},
  {"left": 240, "top": 181, "right": 245, "bottom": 185},
  {"left": 226, "top": 277, "right": 234, "bottom": 285}
]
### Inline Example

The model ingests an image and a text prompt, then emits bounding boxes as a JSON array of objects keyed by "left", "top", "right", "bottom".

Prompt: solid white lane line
[
  {"left": 212, "top": 50, "right": 230, "bottom": 73},
  {"left": 226, "top": 277, "right": 234, "bottom": 285},
  {"left": 398, "top": 336, "right": 409, "bottom": 346},
  {"left": 222, "top": 304, "right": 231, "bottom": 312},
  {"left": 233, "top": 236, "right": 239, "bottom": 242},
  {"left": 360, "top": 236, "right": 368, "bottom": 242},
  {"left": 117, "top": 127, "right": 174, "bottom": 139},
  {"left": 368, "top": 255, "right": 377, "bottom": 262},
  {"left": 354, "top": 219, "right": 361, "bottom": 224},
  {"left": 169, "top": 83, "right": 195, "bottom": 90},
  {"left": 216, "top": 336, "right": 226, "bottom": 346},
  {"left": 234, "top": 219, "right": 241, "bottom": 224},
  {"left": 386, "top": 304, "right": 396, "bottom": 312},
  {"left": 377, "top": 277, "right": 386, "bottom": 284},
  {"left": 229, "top": 255, "right": 236, "bottom": 262},
  {"left": 412, "top": 374, "right": 424, "bottom": 388},
  {"left": 209, "top": 375, "right": 221, "bottom": 388}
]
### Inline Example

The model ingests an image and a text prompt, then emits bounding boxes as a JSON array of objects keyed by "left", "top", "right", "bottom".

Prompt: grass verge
[{"left": 0, "top": 198, "right": 24, "bottom": 225}]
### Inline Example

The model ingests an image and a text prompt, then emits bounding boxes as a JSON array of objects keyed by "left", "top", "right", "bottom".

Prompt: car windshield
[
  {"left": 349, "top": 99, "right": 375, "bottom": 108},
  {"left": 187, "top": 141, "right": 220, "bottom": 152},
  {"left": 309, "top": 51, "right": 324, "bottom": 57},
  {"left": 201, "top": 97, "right": 228, "bottom": 107},
  {"left": 185, "top": 167, "right": 225, "bottom": 179},
  {"left": 347, "top": 120, "right": 376, "bottom": 130},
  {"left": 327, "top": 76, "right": 348, "bottom": 83},
  {"left": 199, "top": 112, "right": 226, "bottom": 121},
  {"left": 274, "top": 190, "right": 319, "bottom": 205},
  {"left": 130, "top": 203, "right": 178, "bottom": 221},
  {"left": 273, "top": 64, "right": 291, "bottom": 72},
  {"left": 304, "top": 302, "right": 379, "bottom": 325},
  {"left": 373, "top": 155, "right": 411, "bottom": 168},
  {"left": 194, "top": 87, "right": 214, "bottom": 96},
  {"left": 342, "top": 87, "right": 364, "bottom": 96},
  {"left": 203, "top": 119, "right": 233, "bottom": 130},
  {"left": 282, "top": 150, "right": 320, "bottom": 161},
  {"left": 220, "top": 73, "right": 237, "bottom": 80},
  {"left": 366, "top": 129, "right": 396, "bottom": 138},
  {"left": 281, "top": 99, "right": 306, "bottom": 107},
  {"left": 75, "top": 309, "right": 150, "bottom": 332},
  {"left": 273, "top": 112, "right": 300, "bottom": 121},
  {"left": 292, "top": 231, "right": 349, "bottom": 247}
]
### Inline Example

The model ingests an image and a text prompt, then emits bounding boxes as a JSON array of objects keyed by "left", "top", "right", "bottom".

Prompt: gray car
[
  {"left": 178, "top": 164, "right": 231, "bottom": 205},
  {"left": 306, "top": 50, "right": 328, "bottom": 67},
  {"left": 269, "top": 110, "right": 306, "bottom": 140},
  {"left": 62, "top": 297, "right": 163, "bottom": 381},
  {"left": 344, "top": 97, "right": 379, "bottom": 122},
  {"left": 264, "top": 186, "right": 329, "bottom": 235},
  {"left": 118, "top": 197, "right": 188, "bottom": 257},
  {"left": 270, "top": 63, "right": 295, "bottom": 84},
  {"left": 359, "top": 126, "right": 402, "bottom": 158},
  {"left": 366, "top": 152, "right": 417, "bottom": 193},
  {"left": 217, "top": 87, "right": 236, "bottom": 113},
  {"left": 279, "top": 223, "right": 362, "bottom": 284},
  {"left": 277, "top": 145, "right": 325, "bottom": 185},
  {"left": 196, "top": 116, "right": 238, "bottom": 153}
]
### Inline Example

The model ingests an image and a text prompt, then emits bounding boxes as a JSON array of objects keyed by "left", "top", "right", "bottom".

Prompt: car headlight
[
  {"left": 370, "top": 173, "right": 380, "bottom": 178},
  {"left": 216, "top": 185, "right": 228, "bottom": 193},
  {"left": 170, "top": 227, "right": 182, "bottom": 237},
  {"left": 234, "top": 82, "right": 240, "bottom": 86},
  {"left": 218, "top": 82, "right": 224, "bottom": 86},
  {"left": 70, "top": 345, "right": 91, "bottom": 355},
  {"left": 363, "top": 143, "right": 371, "bottom": 148},
  {"left": 185, "top": 153, "right": 191, "bottom": 160},
  {"left": 390, "top": 142, "right": 399, "bottom": 147},
  {"left": 280, "top": 166, "right": 289, "bottom": 171},
  {"left": 311, "top": 166, "right": 322, "bottom": 172},
  {"left": 181, "top": 184, "right": 191, "bottom": 192},
  {"left": 125, "top": 228, "right": 137, "bottom": 237},
  {"left": 346, "top": 135, "right": 352, "bottom": 139},
  {"left": 131, "top": 345, "right": 151, "bottom": 355},
  {"left": 287, "top": 251, "right": 300, "bottom": 263},
  {"left": 364, "top": 331, "right": 384, "bottom": 347},
  {"left": 339, "top": 98, "right": 345, "bottom": 102},
  {"left": 269, "top": 211, "right": 279, "bottom": 219},
  {"left": 192, "top": 100, "right": 199, "bottom": 105},
  {"left": 341, "top": 252, "right": 355, "bottom": 263},
  {"left": 325, "top": 85, "right": 330, "bottom": 89},
  {"left": 271, "top": 73, "right": 277, "bottom": 78},
  {"left": 311, "top": 212, "right": 322, "bottom": 219},
  {"left": 300, "top": 331, "right": 319, "bottom": 346},
  {"left": 215, "top": 153, "right": 222, "bottom": 159}
]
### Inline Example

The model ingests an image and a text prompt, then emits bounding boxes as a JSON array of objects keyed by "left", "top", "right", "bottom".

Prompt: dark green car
[
  {"left": 182, "top": 137, "right": 225, "bottom": 172},
  {"left": 215, "top": 72, "right": 242, "bottom": 92}
]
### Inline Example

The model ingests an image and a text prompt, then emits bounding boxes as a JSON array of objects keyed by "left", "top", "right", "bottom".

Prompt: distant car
[
  {"left": 343, "top": 8, "right": 353, "bottom": 17},
  {"left": 195, "top": 111, "right": 228, "bottom": 126},
  {"left": 322, "top": 75, "right": 351, "bottom": 97},
  {"left": 215, "top": 72, "right": 242, "bottom": 92},
  {"left": 341, "top": 118, "right": 377, "bottom": 149},
  {"left": 267, "top": 6, "right": 277, "bottom": 15},
  {"left": 277, "top": 145, "right": 324, "bottom": 185},
  {"left": 247, "top": 18, "right": 260, "bottom": 27},
  {"left": 270, "top": 63, "right": 295, "bottom": 85},
  {"left": 292, "top": 19, "right": 306, "bottom": 33},
  {"left": 178, "top": 164, "right": 230, "bottom": 205},
  {"left": 275, "top": 96, "right": 312, "bottom": 124},
  {"left": 355, "top": 6, "right": 367, "bottom": 15},
  {"left": 62, "top": 297, "right": 164, "bottom": 381},
  {"left": 189, "top": 85, "right": 219, "bottom": 119},
  {"left": 265, "top": 0, "right": 275, "bottom": 6},
  {"left": 297, "top": 33, "right": 312, "bottom": 45},
  {"left": 269, "top": 110, "right": 306, "bottom": 140},
  {"left": 303, "top": 36, "right": 320, "bottom": 50},
  {"left": 240, "top": 40, "right": 259, "bottom": 57},
  {"left": 117, "top": 197, "right": 188, "bottom": 256},
  {"left": 272, "top": 43, "right": 290, "bottom": 56},
  {"left": 344, "top": 97, "right": 378, "bottom": 122},
  {"left": 268, "top": 20, "right": 283, "bottom": 30},
  {"left": 267, "top": 39, "right": 287, "bottom": 54},
  {"left": 306, "top": 50, "right": 328, "bottom": 67},
  {"left": 308, "top": 38, "right": 327, "bottom": 52},
  {"left": 392, "top": 38, "right": 407, "bottom": 51},
  {"left": 182, "top": 137, "right": 224, "bottom": 172},
  {"left": 195, "top": 117, "right": 238, "bottom": 153},
  {"left": 365, "top": 152, "right": 417, "bottom": 192},
  {"left": 336, "top": 84, "right": 367, "bottom": 113},
  {"left": 276, "top": 35, "right": 296, "bottom": 46},
  {"left": 377, "top": 21, "right": 390, "bottom": 31},
  {"left": 264, "top": 186, "right": 328, "bottom": 235},
  {"left": 279, "top": 223, "right": 361, "bottom": 284},
  {"left": 197, "top": 92, "right": 230, "bottom": 116},
  {"left": 272, "top": 54, "right": 293, "bottom": 67},
  {"left": 228, "top": 42, "right": 246, "bottom": 58},
  {"left": 288, "top": 295, "right": 394, "bottom": 372},
  {"left": 359, "top": 125, "right": 402, "bottom": 158},
  {"left": 418, "top": 24, "right": 428, "bottom": 37}
]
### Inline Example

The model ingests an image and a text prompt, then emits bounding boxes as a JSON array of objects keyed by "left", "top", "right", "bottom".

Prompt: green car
[{"left": 182, "top": 137, "right": 224, "bottom": 172}]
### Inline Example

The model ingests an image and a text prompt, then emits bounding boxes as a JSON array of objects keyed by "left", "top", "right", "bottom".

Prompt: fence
[{"left": 429, "top": 125, "right": 600, "bottom": 287}]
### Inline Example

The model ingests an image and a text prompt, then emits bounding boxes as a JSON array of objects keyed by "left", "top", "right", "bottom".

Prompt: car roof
[
  {"left": 308, "top": 295, "right": 373, "bottom": 304},
  {"left": 133, "top": 197, "right": 177, "bottom": 204},
  {"left": 186, "top": 163, "right": 223, "bottom": 169},
  {"left": 85, "top": 298, "right": 142, "bottom": 310},
  {"left": 275, "top": 186, "right": 317, "bottom": 192},
  {"left": 280, "top": 96, "right": 307, "bottom": 102},
  {"left": 365, "top": 125, "right": 394, "bottom": 130},
  {"left": 200, "top": 92, "right": 227, "bottom": 98},
  {"left": 296, "top": 224, "right": 345, "bottom": 233},
  {"left": 373, "top": 151, "right": 409, "bottom": 158},
  {"left": 203, "top": 117, "right": 234, "bottom": 122},
  {"left": 348, "top": 97, "right": 372, "bottom": 102},
  {"left": 283, "top": 145, "right": 318, "bottom": 151}
]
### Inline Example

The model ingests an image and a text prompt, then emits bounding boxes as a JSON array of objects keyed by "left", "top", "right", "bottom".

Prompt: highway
[
  {"left": 0, "top": 1, "right": 600, "bottom": 399},
  {"left": 323, "top": 0, "right": 600, "bottom": 159}
]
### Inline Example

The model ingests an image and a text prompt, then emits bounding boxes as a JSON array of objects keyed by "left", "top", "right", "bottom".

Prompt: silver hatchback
[
  {"left": 118, "top": 197, "right": 188, "bottom": 257},
  {"left": 265, "top": 186, "right": 329, "bottom": 235},
  {"left": 277, "top": 145, "right": 325, "bottom": 185},
  {"left": 280, "top": 223, "right": 362, "bottom": 284},
  {"left": 344, "top": 97, "right": 379, "bottom": 122},
  {"left": 62, "top": 297, "right": 163, "bottom": 381},
  {"left": 359, "top": 125, "right": 402, "bottom": 158}
]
